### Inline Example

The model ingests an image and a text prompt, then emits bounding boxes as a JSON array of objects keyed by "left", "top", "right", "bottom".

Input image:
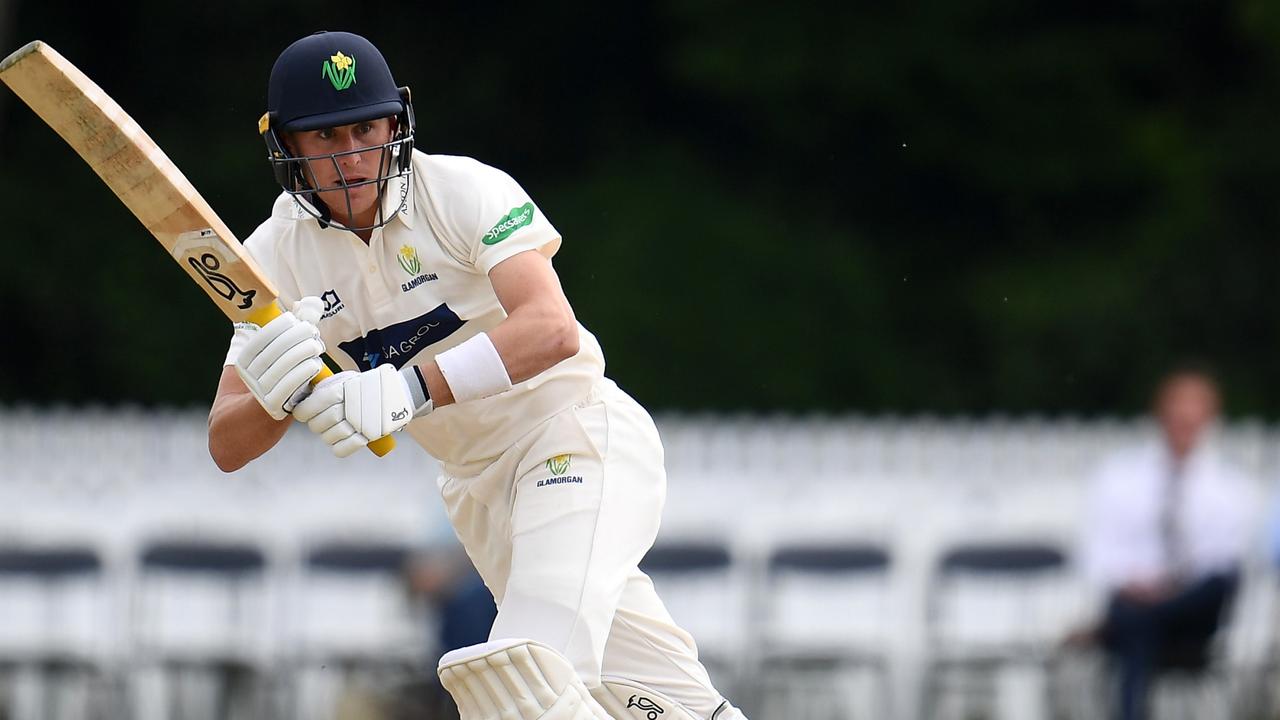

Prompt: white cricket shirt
[{"left": 225, "top": 150, "right": 606, "bottom": 466}]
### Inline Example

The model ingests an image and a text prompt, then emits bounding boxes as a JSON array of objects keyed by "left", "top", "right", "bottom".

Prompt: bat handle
[{"left": 248, "top": 303, "right": 396, "bottom": 457}]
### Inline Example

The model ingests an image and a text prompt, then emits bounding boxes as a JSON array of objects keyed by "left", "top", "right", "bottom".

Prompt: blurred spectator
[
  {"left": 396, "top": 517, "right": 497, "bottom": 720},
  {"left": 407, "top": 548, "right": 497, "bottom": 652},
  {"left": 1079, "top": 364, "right": 1255, "bottom": 720}
]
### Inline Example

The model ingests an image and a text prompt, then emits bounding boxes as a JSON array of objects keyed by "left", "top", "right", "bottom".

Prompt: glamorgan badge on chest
[{"left": 395, "top": 244, "right": 439, "bottom": 293}]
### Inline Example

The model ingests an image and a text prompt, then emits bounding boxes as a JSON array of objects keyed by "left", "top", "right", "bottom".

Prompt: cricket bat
[{"left": 0, "top": 41, "right": 395, "bottom": 456}]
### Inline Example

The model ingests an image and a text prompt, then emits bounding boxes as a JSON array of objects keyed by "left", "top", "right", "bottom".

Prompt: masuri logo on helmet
[{"left": 322, "top": 51, "right": 356, "bottom": 91}]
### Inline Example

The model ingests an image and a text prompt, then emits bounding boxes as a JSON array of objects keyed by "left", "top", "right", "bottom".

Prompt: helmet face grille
[{"left": 266, "top": 130, "right": 415, "bottom": 232}]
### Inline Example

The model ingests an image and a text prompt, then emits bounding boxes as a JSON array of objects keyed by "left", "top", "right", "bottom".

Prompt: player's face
[
  {"left": 1155, "top": 374, "right": 1219, "bottom": 459},
  {"left": 287, "top": 117, "right": 397, "bottom": 221}
]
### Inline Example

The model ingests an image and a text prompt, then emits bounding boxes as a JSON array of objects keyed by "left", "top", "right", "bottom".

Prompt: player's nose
[
  {"left": 338, "top": 140, "right": 360, "bottom": 159},
  {"left": 334, "top": 130, "right": 365, "bottom": 159}
]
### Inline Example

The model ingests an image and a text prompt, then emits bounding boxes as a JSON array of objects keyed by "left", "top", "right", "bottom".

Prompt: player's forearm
[
  {"left": 487, "top": 302, "right": 580, "bottom": 382},
  {"left": 416, "top": 303, "right": 577, "bottom": 411},
  {"left": 208, "top": 385, "right": 292, "bottom": 472}
]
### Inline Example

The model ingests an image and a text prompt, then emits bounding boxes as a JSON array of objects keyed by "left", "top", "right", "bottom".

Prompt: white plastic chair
[
  {"left": 756, "top": 543, "right": 895, "bottom": 720},
  {"left": 923, "top": 541, "right": 1077, "bottom": 720},
  {"left": 130, "top": 539, "right": 274, "bottom": 720},
  {"left": 0, "top": 545, "right": 116, "bottom": 720},
  {"left": 286, "top": 540, "right": 429, "bottom": 720},
  {"left": 639, "top": 538, "right": 750, "bottom": 697}
]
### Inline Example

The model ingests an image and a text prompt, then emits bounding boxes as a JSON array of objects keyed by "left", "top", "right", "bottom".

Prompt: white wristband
[{"left": 435, "top": 332, "right": 513, "bottom": 403}]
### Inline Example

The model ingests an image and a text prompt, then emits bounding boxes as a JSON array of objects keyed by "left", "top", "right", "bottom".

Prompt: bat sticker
[
  {"left": 188, "top": 252, "right": 256, "bottom": 310},
  {"left": 172, "top": 228, "right": 257, "bottom": 310}
]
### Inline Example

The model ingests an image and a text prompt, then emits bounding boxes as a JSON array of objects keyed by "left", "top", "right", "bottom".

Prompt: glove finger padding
[
  {"left": 308, "top": 404, "right": 347, "bottom": 437},
  {"left": 240, "top": 312, "right": 307, "bottom": 376},
  {"left": 236, "top": 313, "right": 292, "bottom": 367},
  {"left": 285, "top": 369, "right": 322, "bottom": 413},
  {"left": 233, "top": 306, "right": 326, "bottom": 420},
  {"left": 294, "top": 372, "right": 353, "bottom": 424},
  {"left": 245, "top": 322, "right": 304, "bottom": 378},
  {"left": 294, "top": 371, "right": 368, "bottom": 458},
  {"left": 321, "top": 418, "right": 359, "bottom": 446},
  {"left": 256, "top": 334, "right": 324, "bottom": 396},
  {"left": 332, "top": 430, "right": 370, "bottom": 458},
  {"left": 295, "top": 367, "right": 411, "bottom": 458},
  {"left": 344, "top": 365, "right": 414, "bottom": 440}
]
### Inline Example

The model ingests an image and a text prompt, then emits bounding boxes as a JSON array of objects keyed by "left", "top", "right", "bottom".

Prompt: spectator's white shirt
[{"left": 1081, "top": 438, "right": 1257, "bottom": 591}]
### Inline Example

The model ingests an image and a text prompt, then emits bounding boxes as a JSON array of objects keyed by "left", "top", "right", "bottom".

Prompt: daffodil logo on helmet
[{"left": 322, "top": 51, "right": 356, "bottom": 91}]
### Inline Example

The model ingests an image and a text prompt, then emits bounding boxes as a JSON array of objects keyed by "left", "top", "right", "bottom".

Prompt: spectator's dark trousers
[
  {"left": 1101, "top": 572, "right": 1238, "bottom": 720},
  {"left": 440, "top": 569, "right": 498, "bottom": 651}
]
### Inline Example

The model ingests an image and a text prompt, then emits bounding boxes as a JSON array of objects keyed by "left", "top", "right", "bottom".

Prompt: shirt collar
[
  {"left": 286, "top": 171, "right": 415, "bottom": 232},
  {"left": 383, "top": 170, "right": 415, "bottom": 230}
]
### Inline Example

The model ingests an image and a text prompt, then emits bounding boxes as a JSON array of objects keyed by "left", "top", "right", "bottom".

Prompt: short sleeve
[
  {"left": 427, "top": 156, "right": 562, "bottom": 275},
  {"left": 222, "top": 217, "right": 299, "bottom": 366}
]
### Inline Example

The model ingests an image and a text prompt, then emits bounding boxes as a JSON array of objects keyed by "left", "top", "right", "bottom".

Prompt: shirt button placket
[
  {"left": 367, "top": 260, "right": 394, "bottom": 307},
  {"left": 364, "top": 227, "right": 393, "bottom": 308}
]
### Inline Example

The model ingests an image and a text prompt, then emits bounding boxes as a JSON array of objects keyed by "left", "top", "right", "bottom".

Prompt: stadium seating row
[{"left": 0, "top": 408, "right": 1276, "bottom": 719}]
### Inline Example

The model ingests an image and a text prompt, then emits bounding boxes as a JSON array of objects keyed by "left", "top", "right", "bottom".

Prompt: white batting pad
[{"left": 438, "top": 638, "right": 613, "bottom": 720}]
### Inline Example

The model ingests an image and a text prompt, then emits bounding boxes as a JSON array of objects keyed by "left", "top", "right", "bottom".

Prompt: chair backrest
[
  {"left": 642, "top": 543, "right": 732, "bottom": 574},
  {"left": 939, "top": 545, "right": 1065, "bottom": 573},
  {"left": 0, "top": 546, "right": 107, "bottom": 661},
  {"left": 141, "top": 542, "right": 265, "bottom": 574},
  {"left": 290, "top": 541, "right": 425, "bottom": 662},
  {"left": 0, "top": 548, "right": 100, "bottom": 575},
  {"left": 306, "top": 543, "right": 408, "bottom": 573},
  {"left": 929, "top": 541, "right": 1076, "bottom": 655},
  {"left": 764, "top": 543, "right": 894, "bottom": 657},
  {"left": 134, "top": 539, "right": 271, "bottom": 662}
]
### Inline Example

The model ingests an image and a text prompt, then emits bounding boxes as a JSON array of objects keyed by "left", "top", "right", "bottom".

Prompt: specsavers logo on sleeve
[{"left": 483, "top": 202, "right": 535, "bottom": 245}]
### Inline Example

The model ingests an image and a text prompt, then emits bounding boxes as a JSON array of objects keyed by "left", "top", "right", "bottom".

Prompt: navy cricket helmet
[{"left": 258, "top": 31, "right": 416, "bottom": 231}]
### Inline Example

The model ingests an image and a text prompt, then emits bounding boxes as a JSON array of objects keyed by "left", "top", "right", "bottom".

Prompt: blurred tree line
[{"left": 2, "top": 0, "right": 1279, "bottom": 416}]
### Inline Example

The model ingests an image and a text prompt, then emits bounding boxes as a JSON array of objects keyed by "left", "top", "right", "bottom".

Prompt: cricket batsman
[{"left": 207, "top": 31, "right": 748, "bottom": 720}]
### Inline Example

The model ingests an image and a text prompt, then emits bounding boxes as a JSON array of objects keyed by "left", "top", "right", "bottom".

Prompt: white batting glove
[
  {"left": 231, "top": 297, "right": 325, "bottom": 421},
  {"left": 293, "top": 365, "right": 416, "bottom": 458}
]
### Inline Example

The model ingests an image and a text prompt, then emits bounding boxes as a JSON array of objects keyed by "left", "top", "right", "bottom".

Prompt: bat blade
[
  {"left": 0, "top": 41, "right": 395, "bottom": 456},
  {"left": 0, "top": 40, "right": 276, "bottom": 325}
]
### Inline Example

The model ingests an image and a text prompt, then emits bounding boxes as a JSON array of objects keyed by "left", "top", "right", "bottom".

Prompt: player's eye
[
  {"left": 357, "top": 122, "right": 374, "bottom": 135},
  {"left": 316, "top": 128, "right": 334, "bottom": 141}
]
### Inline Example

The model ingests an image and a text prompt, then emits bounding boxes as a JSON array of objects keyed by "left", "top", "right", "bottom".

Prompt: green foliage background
[{"left": 2, "top": 1, "right": 1279, "bottom": 415}]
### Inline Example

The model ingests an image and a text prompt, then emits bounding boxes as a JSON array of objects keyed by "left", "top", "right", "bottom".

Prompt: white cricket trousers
[{"left": 437, "top": 378, "right": 731, "bottom": 718}]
